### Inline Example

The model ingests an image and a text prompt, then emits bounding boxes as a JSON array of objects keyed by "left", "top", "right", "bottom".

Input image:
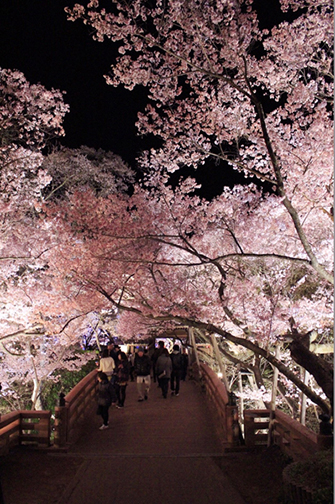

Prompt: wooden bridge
[{"left": 0, "top": 363, "right": 332, "bottom": 504}]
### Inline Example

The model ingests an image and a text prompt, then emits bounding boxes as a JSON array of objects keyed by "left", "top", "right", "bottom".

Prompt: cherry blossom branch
[
  {"left": 206, "top": 149, "right": 277, "bottom": 185},
  {"left": 0, "top": 248, "right": 52, "bottom": 262},
  {"left": 190, "top": 320, "right": 331, "bottom": 413},
  {"left": 0, "top": 328, "right": 43, "bottom": 342},
  {"left": 245, "top": 91, "right": 333, "bottom": 283},
  {"left": 53, "top": 311, "right": 93, "bottom": 335},
  {"left": 90, "top": 282, "right": 331, "bottom": 413},
  {"left": 136, "top": 33, "right": 255, "bottom": 101}
]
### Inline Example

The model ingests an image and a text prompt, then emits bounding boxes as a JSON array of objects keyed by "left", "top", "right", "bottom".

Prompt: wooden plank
[
  {"left": 244, "top": 409, "right": 270, "bottom": 418},
  {"left": 20, "top": 422, "right": 42, "bottom": 430},
  {"left": 0, "top": 421, "right": 20, "bottom": 437},
  {"left": 19, "top": 435, "right": 49, "bottom": 444},
  {"left": 20, "top": 410, "right": 51, "bottom": 419},
  {"left": 252, "top": 421, "right": 269, "bottom": 429},
  {"left": 0, "top": 411, "right": 20, "bottom": 428}
]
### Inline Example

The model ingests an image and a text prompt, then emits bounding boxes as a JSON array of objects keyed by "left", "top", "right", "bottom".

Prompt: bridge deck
[{"left": 1, "top": 379, "right": 247, "bottom": 504}]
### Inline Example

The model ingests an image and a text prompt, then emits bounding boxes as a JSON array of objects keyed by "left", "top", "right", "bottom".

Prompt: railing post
[
  {"left": 244, "top": 411, "right": 256, "bottom": 447},
  {"left": 189, "top": 327, "right": 202, "bottom": 379},
  {"left": 54, "top": 406, "right": 68, "bottom": 448},
  {"left": 267, "top": 345, "right": 279, "bottom": 447},
  {"left": 226, "top": 405, "right": 240, "bottom": 445}
]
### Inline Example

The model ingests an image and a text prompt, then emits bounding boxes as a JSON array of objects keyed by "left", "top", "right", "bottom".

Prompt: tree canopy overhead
[
  {"left": 63, "top": 0, "right": 334, "bottom": 412},
  {"left": 0, "top": 0, "right": 333, "bottom": 415},
  {"left": 66, "top": 0, "right": 333, "bottom": 283}
]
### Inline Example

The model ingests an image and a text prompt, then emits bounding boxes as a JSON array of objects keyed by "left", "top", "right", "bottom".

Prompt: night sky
[
  {"left": 0, "top": 0, "right": 282, "bottom": 198},
  {"left": 0, "top": 0, "right": 147, "bottom": 164}
]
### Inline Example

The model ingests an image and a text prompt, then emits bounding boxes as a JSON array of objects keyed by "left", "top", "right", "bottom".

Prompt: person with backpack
[
  {"left": 114, "top": 352, "right": 130, "bottom": 408},
  {"left": 151, "top": 340, "right": 165, "bottom": 383},
  {"left": 156, "top": 348, "right": 173, "bottom": 399},
  {"left": 170, "top": 344, "right": 183, "bottom": 396},
  {"left": 96, "top": 371, "right": 116, "bottom": 430}
]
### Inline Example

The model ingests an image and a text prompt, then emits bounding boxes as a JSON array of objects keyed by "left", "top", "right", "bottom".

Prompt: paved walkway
[
  {"left": 1, "top": 378, "right": 247, "bottom": 504},
  {"left": 58, "top": 378, "right": 246, "bottom": 504}
]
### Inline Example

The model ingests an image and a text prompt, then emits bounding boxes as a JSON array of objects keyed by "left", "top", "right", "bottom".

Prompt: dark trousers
[
  {"left": 158, "top": 377, "right": 169, "bottom": 398},
  {"left": 171, "top": 371, "right": 181, "bottom": 394},
  {"left": 100, "top": 405, "right": 109, "bottom": 426},
  {"left": 115, "top": 383, "right": 127, "bottom": 406},
  {"left": 152, "top": 364, "right": 158, "bottom": 382}
]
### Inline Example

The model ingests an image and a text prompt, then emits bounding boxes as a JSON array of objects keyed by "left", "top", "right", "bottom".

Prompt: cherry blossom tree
[
  {"left": 45, "top": 176, "right": 332, "bottom": 413},
  {"left": 0, "top": 67, "right": 70, "bottom": 269},
  {"left": 62, "top": 0, "right": 333, "bottom": 414},
  {"left": 0, "top": 68, "right": 69, "bottom": 211},
  {"left": 66, "top": 0, "right": 333, "bottom": 285},
  {"left": 0, "top": 66, "right": 134, "bottom": 343},
  {"left": 0, "top": 329, "right": 94, "bottom": 411},
  {"left": 42, "top": 146, "right": 135, "bottom": 200},
  {"left": 0, "top": 68, "right": 71, "bottom": 341},
  {"left": 0, "top": 70, "right": 116, "bottom": 409}
]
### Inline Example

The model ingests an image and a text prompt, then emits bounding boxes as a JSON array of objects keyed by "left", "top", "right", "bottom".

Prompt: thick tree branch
[{"left": 94, "top": 284, "right": 331, "bottom": 414}]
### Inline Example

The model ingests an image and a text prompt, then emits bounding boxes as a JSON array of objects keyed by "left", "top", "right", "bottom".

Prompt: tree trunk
[
  {"left": 31, "top": 378, "right": 43, "bottom": 410},
  {"left": 289, "top": 339, "right": 333, "bottom": 413},
  {"left": 210, "top": 333, "right": 229, "bottom": 391}
]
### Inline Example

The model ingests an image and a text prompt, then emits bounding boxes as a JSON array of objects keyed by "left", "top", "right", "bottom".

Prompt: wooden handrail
[
  {"left": 0, "top": 410, "right": 51, "bottom": 455},
  {"left": 199, "top": 362, "right": 241, "bottom": 447},
  {"left": 244, "top": 408, "right": 333, "bottom": 460},
  {"left": 54, "top": 369, "right": 98, "bottom": 448},
  {"left": 0, "top": 371, "right": 98, "bottom": 453}
]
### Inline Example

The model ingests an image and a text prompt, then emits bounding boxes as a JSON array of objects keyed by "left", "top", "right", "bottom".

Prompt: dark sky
[
  {"left": 0, "top": 0, "right": 147, "bottom": 165},
  {"left": 0, "top": 0, "right": 281, "bottom": 197}
]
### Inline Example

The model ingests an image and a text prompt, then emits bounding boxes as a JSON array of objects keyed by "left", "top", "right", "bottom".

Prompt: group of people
[
  {"left": 96, "top": 344, "right": 130, "bottom": 430},
  {"left": 96, "top": 341, "right": 188, "bottom": 429}
]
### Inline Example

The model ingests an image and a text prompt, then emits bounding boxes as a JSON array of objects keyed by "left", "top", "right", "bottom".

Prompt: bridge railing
[
  {"left": 0, "top": 370, "right": 98, "bottom": 453},
  {"left": 0, "top": 410, "right": 51, "bottom": 455},
  {"left": 244, "top": 408, "right": 333, "bottom": 461},
  {"left": 54, "top": 369, "right": 98, "bottom": 448},
  {"left": 194, "top": 361, "right": 332, "bottom": 459},
  {"left": 197, "top": 362, "right": 241, "bottom": 448}
]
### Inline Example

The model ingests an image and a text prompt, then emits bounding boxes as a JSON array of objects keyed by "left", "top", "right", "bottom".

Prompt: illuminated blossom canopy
[
  {"left": 62, "top": 0, "right": 333, "bottom": 411},
  {"left": 0, "top": 0, "right": 333, "bottom": 413}
]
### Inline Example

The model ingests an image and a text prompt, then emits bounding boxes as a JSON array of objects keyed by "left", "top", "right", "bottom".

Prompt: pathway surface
[
  {"left": 1, "top": 378, "right": 247, "bottom": 504},
  {"left": 58, "top": 378, "right": 246, "bottom": 504}
]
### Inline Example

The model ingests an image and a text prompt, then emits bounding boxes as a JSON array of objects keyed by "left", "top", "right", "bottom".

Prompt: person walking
[
  {"left": 96, "top": 371, "right": 116, "bottom": 430},
  {"left": 115, "top": 351, "right": 130, "bottom": 408},
  {"left": 128, "top": 351, "right": 135, "bottom": 381},
  {"left": 151, "top": 340, "right": 165, "bottom": 383},
  {"left": 134, "top": 347, "right": 151, "bottom": 401},
  {"left": 109, "top": 343, "right": 121, "bottom": 366},
  {"left": 170, "top": 344, "right": 182, "bottom": 396},
  {"left": 97, "top": 348, "right": 115, "bottom": 381},
  {"left": 156, "top": 348, "right": 172, "bottom": 399}
]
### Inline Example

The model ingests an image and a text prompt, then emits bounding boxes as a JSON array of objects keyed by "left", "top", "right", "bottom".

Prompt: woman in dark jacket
[
  {"left": 96, "top": 371, "right": 115, "bottom": 430},
  {"left": 115, "top": 352, "right": 130, "bottom": 408},
  {"left": 155, "top": 348, "right": 172, "bottom": 399}
]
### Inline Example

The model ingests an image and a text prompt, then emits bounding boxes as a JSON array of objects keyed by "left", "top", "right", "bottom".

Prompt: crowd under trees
[{"left": 0, "top": 0, "right": 333, "bottom": 425}]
